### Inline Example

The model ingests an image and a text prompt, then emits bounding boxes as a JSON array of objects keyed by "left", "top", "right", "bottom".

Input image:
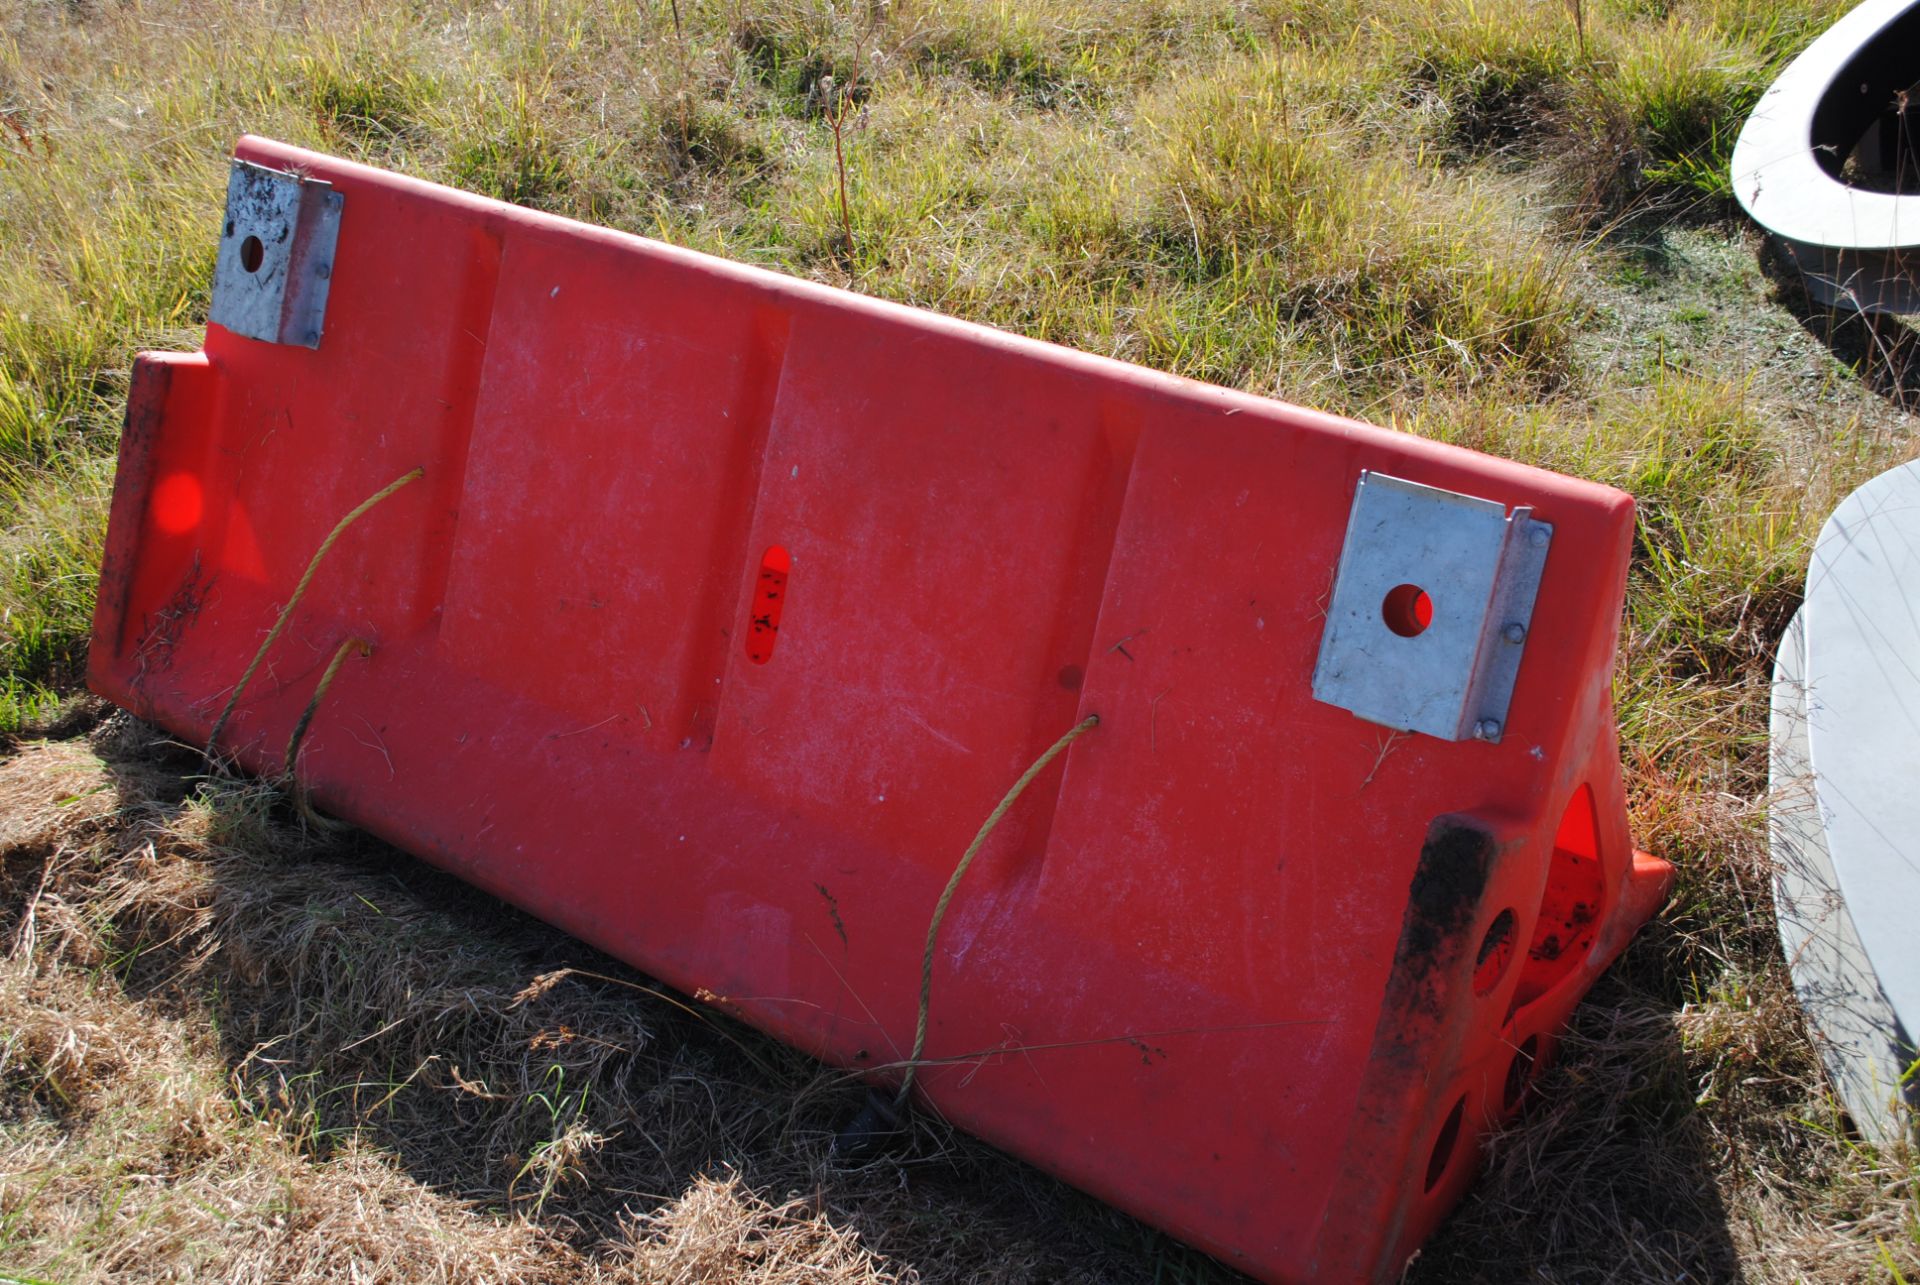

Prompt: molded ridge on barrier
[{"left": 89, "top": 137, "right": 1673, "bottom": 1284}]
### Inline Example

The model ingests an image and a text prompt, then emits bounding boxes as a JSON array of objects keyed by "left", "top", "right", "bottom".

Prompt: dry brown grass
[
  {"left": 0, "top": 714, "right": 1176, "bottom": 1283},
  {"left": 619, "top": 1175, "right": 900, "bottom": 1283}
]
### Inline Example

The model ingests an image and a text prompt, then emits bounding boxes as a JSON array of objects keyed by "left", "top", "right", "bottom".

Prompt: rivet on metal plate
[{"left": 1311, "top": 471, "right": 1552, "bottom": 743}]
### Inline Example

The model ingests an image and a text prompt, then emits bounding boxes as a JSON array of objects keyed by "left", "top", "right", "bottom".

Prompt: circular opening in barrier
[
  {"left": 1382, "top": 583, "right": 1433, "bottom": 637},
  {"left": 1472, "top": 908, "right": 1517, "bottom": 996},
  {"left": 240, "top": 235, "right": 265, "bottom": 273},
  {"left": 1424, "top": 1095, "right": 1466, "bottom": 1193},
  {"left": 1503, "top": 1035, "right": 1540, "bottom": 1112}
]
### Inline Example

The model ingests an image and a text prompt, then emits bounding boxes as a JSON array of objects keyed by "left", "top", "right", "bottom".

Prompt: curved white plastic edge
[
  {"left": 1771, "top": 605, "right": 1917, "bottom": 1144},
  {"left": 1730, "top": 0, "right": 1919, "bottom": 251}
]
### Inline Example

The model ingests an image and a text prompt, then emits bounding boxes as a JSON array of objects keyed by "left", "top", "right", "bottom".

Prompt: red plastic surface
[{"left": 90, "top": 137, "right": 1673, "bottom": 1284}]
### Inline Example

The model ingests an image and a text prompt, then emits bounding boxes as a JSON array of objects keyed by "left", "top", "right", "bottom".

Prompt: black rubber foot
[{"left": 830, "top": 1088, "right": 905, "bottom": 1160}]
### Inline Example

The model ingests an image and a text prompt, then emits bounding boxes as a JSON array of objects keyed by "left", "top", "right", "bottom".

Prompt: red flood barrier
[{"left": 90, "top": 137, "right": 1673, "bottom": 1283}]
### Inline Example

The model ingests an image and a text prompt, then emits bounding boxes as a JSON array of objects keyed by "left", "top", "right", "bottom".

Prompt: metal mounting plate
[
  {"left": 1311, "top": 472, "right": 1551, "bottom": 742},
  {"left": 209, "top": 159, "right": 343, "bottom": 348}
]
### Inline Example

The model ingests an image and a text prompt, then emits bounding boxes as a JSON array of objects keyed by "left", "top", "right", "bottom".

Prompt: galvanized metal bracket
[
  {"left": 1311, "top": 472, "right": 1551, "bottom": 743},
  {"left": 209, "top": 159, "right": 343, "bottom": 348}
]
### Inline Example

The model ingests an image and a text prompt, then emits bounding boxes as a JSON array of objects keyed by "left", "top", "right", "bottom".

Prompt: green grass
[{"left": 1, "top": 0, "right": 1916, "bottom": 1279}]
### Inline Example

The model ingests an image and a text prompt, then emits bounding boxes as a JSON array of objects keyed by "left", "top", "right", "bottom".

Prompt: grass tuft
[{"left": 299, "top": 35, "right": 439, "bottom": 147}]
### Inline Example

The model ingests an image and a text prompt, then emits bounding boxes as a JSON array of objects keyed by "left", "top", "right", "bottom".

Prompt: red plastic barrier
[{"left": 90, "top": 137, "right": 1672, "bottom": 1283}]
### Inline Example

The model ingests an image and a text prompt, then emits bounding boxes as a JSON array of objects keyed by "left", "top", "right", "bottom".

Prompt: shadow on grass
[
  {"left": 1414, "top": 970, "right": 1746, "bottom": 1284},
  {"left": 75, "top": 724, "right": 1745, "bottom": 1284},
  {"left": 1758, "top": 236, "right": 1920, "bottom": 412},
  {"left": 87, "top": 727, "right": 1217, "bottom": 1283}
]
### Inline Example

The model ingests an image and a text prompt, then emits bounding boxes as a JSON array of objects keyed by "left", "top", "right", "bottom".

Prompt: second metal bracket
[{"left": 1311, "top": 471, "right": 1552, "bottom": 743}]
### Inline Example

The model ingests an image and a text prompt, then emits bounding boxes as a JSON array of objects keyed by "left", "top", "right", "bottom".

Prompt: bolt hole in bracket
[
  {"left": 1312, "top": 472, "right": 1552, "bottom": 743},
  {"left": 209, "top": 159, "right": 345, "bottom": 349}
]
